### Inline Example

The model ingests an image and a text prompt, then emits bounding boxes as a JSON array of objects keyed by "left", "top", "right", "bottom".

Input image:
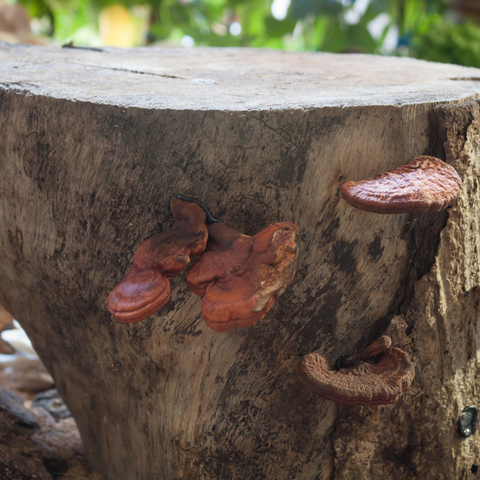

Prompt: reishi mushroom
[
  {"left": 341, "top": 156, "right": 462, "bottom": 214},
  {"left": 297, "top": 335, "right": 415, "bottom": 406},
  {"left": 187, "top": 222, "right": 299, "bottom": 332},
  {"left": 106, "top": 197, "right": 208, "bottom": 323}
]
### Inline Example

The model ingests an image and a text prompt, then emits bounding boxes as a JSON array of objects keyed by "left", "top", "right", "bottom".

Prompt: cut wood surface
[
  {"left": 2, "top": 44, "right": 480, "bottom": 109},
  {"left": 1, "top": 45, "right": 480, "bottom": 479}
]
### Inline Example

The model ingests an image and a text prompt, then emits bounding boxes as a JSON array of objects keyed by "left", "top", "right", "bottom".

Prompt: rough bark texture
[
  {"left": 1, "top": 45, "right": 480, "bottom": 479},
  {"left": 333, "top": 100, "right": 480, "bottom": 480}
]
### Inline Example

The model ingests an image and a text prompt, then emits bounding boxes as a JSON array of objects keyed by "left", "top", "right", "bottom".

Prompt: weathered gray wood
[
  {"left": 1, "top": 45, "right": 480, "bottom": 479},
  {"left": 2, "top": 44, "right": 480, "bottom": 109}
]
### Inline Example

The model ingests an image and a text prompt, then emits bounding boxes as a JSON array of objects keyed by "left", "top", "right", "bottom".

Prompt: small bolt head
[{"left": 458, "top": 405, "right": 478, "bottom": 438}]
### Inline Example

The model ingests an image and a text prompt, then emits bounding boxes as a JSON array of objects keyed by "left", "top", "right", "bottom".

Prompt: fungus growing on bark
[
  {"left": 106, "top": 197, "right": 208, "bottom": 323},
  {"left": 187, "top": 221, "right": 299, "bottom": 332},
  {"left": 341, "top": 156, "right": 462, "bottom": 214},
  {"left": 168, "top": 194, "right": 220, "bottom": 225},
  {"left": 297, "top": 335, "right": 415, "bottom": 406},
  {"left": 335, "top": 335, "right": 392, "bottom": 370}
]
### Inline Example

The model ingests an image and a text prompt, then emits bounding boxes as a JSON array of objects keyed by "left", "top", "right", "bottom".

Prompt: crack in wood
[{"left": 68, "top": 62, "right": 188, "bottom": 80}]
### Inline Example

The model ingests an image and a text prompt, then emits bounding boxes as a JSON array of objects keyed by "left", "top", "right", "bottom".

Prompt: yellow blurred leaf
[{"left": 99, "top": 5, "right": 136, "bottom": 47}]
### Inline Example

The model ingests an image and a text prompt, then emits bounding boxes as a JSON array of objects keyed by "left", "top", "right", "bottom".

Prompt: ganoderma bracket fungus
[
  {"left": 168, "top": 194, "right": 220, "bottom": 224},
  {"left": 336, "top": 335, "right": 392, "bottom": 369},
  {"left": 297, "top": 335, "right": 415, "bottom": 406},
  {"left": 187, "top": 222, "right": 299, "bottom": 332},
  {"left": 106, "top": 197, "right": 208, "bottom": 323},
  {"left": 341, "top": 156, "right": 462, "bottom": 214}
]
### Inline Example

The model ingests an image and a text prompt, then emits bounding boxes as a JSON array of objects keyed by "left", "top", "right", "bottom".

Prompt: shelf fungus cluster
[
  {"left": 297, "top": 336, "right": 415, "bottom": 406},
  {"left": 106, "top": 197, "right": 209, "bottom": 323},
  {"left": 106, "top": 195, "right": 299, "bottom": 332},
  {"left": 328, "top": 154, "right": 462, "bottom": 406},
  {"left": 341, "top": 156, "right": 462, "bottom": 214},
  {"left": 187, "top": 222, "right": 299, "bottom": 332}
]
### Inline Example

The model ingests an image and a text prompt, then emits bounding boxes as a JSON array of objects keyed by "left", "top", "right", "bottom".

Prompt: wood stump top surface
[{"left": 2, "top": 44, "right": 480, "bottom": 110}]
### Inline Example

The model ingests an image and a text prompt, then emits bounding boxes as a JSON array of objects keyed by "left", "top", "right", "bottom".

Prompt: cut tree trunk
[{"left": 1, "top": 45, "right": 480, "bottom": 480}]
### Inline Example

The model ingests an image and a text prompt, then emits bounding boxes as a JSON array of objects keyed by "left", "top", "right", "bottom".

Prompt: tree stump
[{"left": 1, "top": 45, "right": 480, "bottom": 479}]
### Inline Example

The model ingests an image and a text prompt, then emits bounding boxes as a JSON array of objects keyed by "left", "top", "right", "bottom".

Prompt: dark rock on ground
[
  {"left": 32, "top": 390, "right": 71, "bottom": 422},
  {"left": 0, "top": 387, "right": 102, "bottom": 479}
]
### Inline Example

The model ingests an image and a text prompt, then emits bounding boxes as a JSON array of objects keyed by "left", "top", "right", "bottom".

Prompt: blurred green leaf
[
  {"left": 411, "top": 16, "right": 480, "bottom": 69},
  {"left": 319, "top": 19, "right": 345, "bottom": 52},
  {"left": 290, "top": 0, "right": 341, "bottom": 20},
  {"left": 265, "top": 15, "right": 295, "bottom": 37},
  {"left": 346, "top": 22, "right": 376, "bottom": 52}
]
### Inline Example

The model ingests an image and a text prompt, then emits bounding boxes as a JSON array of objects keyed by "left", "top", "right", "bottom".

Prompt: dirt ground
[{"left": 0, "top": 303, "right": 103, "bottom": 480}]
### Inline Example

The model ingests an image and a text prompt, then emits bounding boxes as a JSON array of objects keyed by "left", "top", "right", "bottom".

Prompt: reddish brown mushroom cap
[
  {"left": 106, "top": 269, "right": 171, "bottom": 324},
  {"left": 361, "top": 335, "right": 392, "bottom": 360},
  {"left": 106, "top": 198, "right": 208, "bottom": 323},
  {"left": 132, "top": 198, "right": 208, "bottom": 275},
  {"left": 297, "top": 336, "right": 415, "bottom": 406},
  {"left": 187, "top": 222, "right": 300, "bottom": 332},
  {"left": 341, "top": 156, "right": 462, "bottom": 214}
]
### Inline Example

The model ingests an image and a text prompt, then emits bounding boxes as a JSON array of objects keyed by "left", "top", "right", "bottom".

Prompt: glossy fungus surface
[
  {"left": 341, "top": 156, "right": 462, "bottom": 214},
  {"left": 168, "top": 194, "right": 220, "bottom": 224},
  {"left": 298, "top": 336, "right": 415, "bottom": 406},
  {"left": 106, "top": 197, "right": 208, "bottom": 323},
  {"left": 187, "top": 222, "right": 299, "bottom": 332}
]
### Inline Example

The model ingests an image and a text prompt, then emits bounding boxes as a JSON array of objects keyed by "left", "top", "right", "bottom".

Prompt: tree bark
[{"left": 1, "top": 45, "right": 480, "bottom": 479}]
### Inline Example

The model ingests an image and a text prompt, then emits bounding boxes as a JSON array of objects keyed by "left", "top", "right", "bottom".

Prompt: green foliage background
[{"left": 15, "top": 0, "right": 480, "bottom": 69}]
